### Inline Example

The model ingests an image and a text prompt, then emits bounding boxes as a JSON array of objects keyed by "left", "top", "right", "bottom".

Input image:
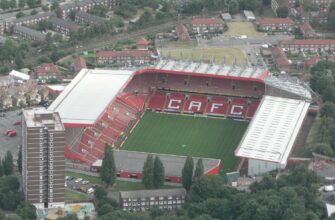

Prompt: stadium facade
[{"left": 49, "top": 60, "right": 313, "bottom": 178}]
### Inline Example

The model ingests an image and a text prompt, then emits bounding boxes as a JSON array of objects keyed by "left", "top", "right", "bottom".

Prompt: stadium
[{"left": 48, "top": 60, "right": 314, "bottom": 182}]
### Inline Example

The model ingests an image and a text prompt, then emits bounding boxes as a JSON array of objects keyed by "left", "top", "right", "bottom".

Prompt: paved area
[{"left": 0, "top": 110, "right": 21, "bottom": 160}]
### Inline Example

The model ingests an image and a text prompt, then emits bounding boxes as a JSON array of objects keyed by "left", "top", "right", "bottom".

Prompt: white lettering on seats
[
  {"left": 168, "top": 99, "right": 182, "bottom": 109},
  {"left": 188, "top": 101, "right": 202, "bottom": 112},
  {"left": 210, "top": 103, "right": 224, "bottom": 112},
  {"left": 230, "top": 105, "right": 244, "bottom": 115}
]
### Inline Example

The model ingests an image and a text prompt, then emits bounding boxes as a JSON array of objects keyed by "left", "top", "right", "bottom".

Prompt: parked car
[
  {"left": 7, "top": 130, "right": 17, "bottom": 137},
  {"left": 82, "top": 180, "right": 89, "bottom": 184},
  {"left": 13, "top": 121, "right": 22, "bottom": 126},
  {"left": 75, "top": 178, "right": 83, "bottom": 183},
  {"left": 87, "top": 188, "right": 95, "bottom": 194},
  {"left": 324, "top": 185, "right": 335, "bottom": 192}
]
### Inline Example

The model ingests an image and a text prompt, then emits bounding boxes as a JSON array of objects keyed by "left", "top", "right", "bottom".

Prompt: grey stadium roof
[
  {"left": 92, "top": 150, "right": 221, "bottom": 177},
  {"left": 120, "top": 188, "right": 186, "bottom": 199}
]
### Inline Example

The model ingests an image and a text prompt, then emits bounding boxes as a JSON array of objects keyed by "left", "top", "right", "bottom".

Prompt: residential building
[
  {"left": 96, "top": 50, "right": 153, "bottom": 66},
  {"left": 57, "top": 3, "right": 78, "bottom": 20},
  {"left": 300, "top": 10, "right": 328, "bottom": 23},
  {"left": 136, "top": 37, "right": 150, "bottom": 50},
  {"left": 22, "top": 108, "right": 65, "bottom": 209},
  {"left": 13, "top": 25, "right": 45, "bottom": 41},
  {"left": 221, "top": 13, "right": 232, "bottom": 21},
  {"left": 5, "top": 12, "right": 55, "bottom": 32},
  {"left": 299, "top": 23, "right": 316, "bottom": 38},
  {"left": 0, "top": 19, "right": 4, "bottom": 35},
  {"left": 119, "top": 188, "right": 186, "bottom": 212},
  {"left": 243, "top": 10, "right": 256, "bottom": 21},
  {"left": 77, "top": 0, "right": 95, "bottom": 12},
  {"left": 73, "top": 57, "right": 87, "bottom": 73},
  {"left": 35, "top": 63, "right": 60, "bottom": 82},
  {"left": 190, "top": 18, "right": 225, "bottom": 34},
  {"left": 75, "top": 11, "right": 105, "bottom": 25},
  {"left": 50, "top": 17, "right": 80, "bottom": 36},
  {"left": 304, "top": 56, "right": 321, "bottom": 69},
  {"left": 175, "top": 23, "right": 191, "bottom": 41},
  {"left": 258, "top": 18, "right": 295, "bottom": 32},
  {"left": 270, "top": 47, "right": 291, "bottom": 71},
  {"left": 280, "top": 39, "right": 335, "bottom": 52}
]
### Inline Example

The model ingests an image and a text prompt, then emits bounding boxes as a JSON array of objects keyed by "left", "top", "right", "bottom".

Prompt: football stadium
[{"left": 49, "top": 60, "right": 314, "bottom": 182}]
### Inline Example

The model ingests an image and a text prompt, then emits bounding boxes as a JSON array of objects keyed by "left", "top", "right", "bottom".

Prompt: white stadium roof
[
  {"left": 235, "top": 96, "right": 310, "bottom": 165},
  {"left": 48, "top": 69, "right": 133, "bottom": 125}
]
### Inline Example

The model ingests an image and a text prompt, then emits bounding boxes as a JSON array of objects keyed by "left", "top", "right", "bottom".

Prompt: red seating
[
  {"left": 246, "top": 99, "right": 260, "bottom": 118},
  {"left": 148, "top": 90, "right": 166, "bottom": 110},
  {"left": 184, "top": 95, "right": 207, "bottom": 113},
  {"left": 206, "top": 96, "right": 229, "bottom": 116},
  {"left": 165, "top": 93, "right": 185, "bottom": 112},
  {"left": 228, "top": 98, "right": 248, "bottom": 118}
]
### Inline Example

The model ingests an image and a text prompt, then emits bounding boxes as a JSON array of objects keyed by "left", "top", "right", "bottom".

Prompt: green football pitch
[{"left": 122, "top": 112, "right": 249, "bottom": 173}]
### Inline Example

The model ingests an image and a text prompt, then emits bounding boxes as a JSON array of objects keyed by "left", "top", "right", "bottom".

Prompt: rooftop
[
  {"left": 281, "top": 39, "right": 335, "bottom": 45},
  {"left": 75, "top": 11, "right": 105, "bottom": 24},
  {"left": 23, "top": 107, "right": 65, "bottom": 131},
  {"left": 48, "top": 69, "right": 133, "bottom": 125},
  {"left": 120, "top": 188, "right": 186, "bottom": 199},
  {"left": 259, "top": 17, "right": 294, "bottom": 25},
  {"left": 50, "top": 17, "right": 80, "bottom": 31},
  {"left": 92, "top": 150, "right": 220, "bottom": 176},
  {"left": 96, "top": 50, "right": 151, "bottom": 58},
  {"left": 191, "top": 18, "right": 224, "bottom": 25},
  {"left": 13, "top": 25, "right": 45, "bottom": 40},
  {"left": 235, "top": 96, "right": 310, "bottom": 165}
]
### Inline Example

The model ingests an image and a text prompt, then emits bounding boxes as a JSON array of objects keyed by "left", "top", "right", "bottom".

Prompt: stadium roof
[
  {"left": 48, "top": 69, "right": 133, "bottom": 126},
  {"left": 92, "top": 150, "right": 221, "bottom": 177},
  {"left": 154, "top": 60, "right": 269, "bottom": 80},
  {"left": 265, "top": 75, "right": 312, "bottom": 100},
  {"left": 235, "top": 96, "right": 310, "bottom": 165}
]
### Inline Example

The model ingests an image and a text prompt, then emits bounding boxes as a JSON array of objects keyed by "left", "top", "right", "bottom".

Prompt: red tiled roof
[
  {"left": 259, "top": 18, "right": 295, "bottom": 25},
  {"left": 271, "top": 47, "right": 290, "bottom": 66},
  {"left": 35, "top": 63, "right": 59, "bottom": 76},
  {"left": 136, "top": 37, "right": 150, "bottom": 46},
  {"left": 299, "top": 23, "right": 316, "bottom": 36},
  {"left": 96, "top": 50, "right": 151, "bottom": 58},
  {"left": 176, "top": 23, "right": 188, "bottom": 35},
  {"left": 282, "top": 39, "right": 335, "bottom": 45},
  {"left": 74, "top": 57, "right": 87, "bottom": 73},
  {"left": 305, "top": 56, "right": 320, "bottom": 66},
  {"left": 191, "top": 18, "right": 224, "bottom": 25}
]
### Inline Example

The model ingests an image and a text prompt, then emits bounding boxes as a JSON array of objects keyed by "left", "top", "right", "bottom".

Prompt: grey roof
[
  {"left": 59, "top": 2, "right": 78, "bottom": 10},
  {"left": 221, "top": 13, "right": 232, "bottom": 20},
  {"left": 14, "top": 11, "right": 55, "bottom": 23},
  {"left": 96, "top": 150, "right": 220, "bottom": 177},
  {"left": 13, "top": 25, "right": 45, "bottom": 40},
  {"left": 75, "top": 11, "right": 105, "bottom": 24},
  {"left": 120, "top": 188, "right": 187, "bottom": 199},
  {"left": 50, "top": 17, "right": 80, "bottom": 31}
]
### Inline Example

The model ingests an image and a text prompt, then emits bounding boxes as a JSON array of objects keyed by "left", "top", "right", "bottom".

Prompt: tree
[
  {"left": 16, "top": 11, "right": 26, "bottom": 18},
  {"left": 15, "top": 54, "right": 24, "bottom": 69},
  {"left": 41, "top": 4, "right": 48, "bottom": 11},
  {"left": 142, "top": 154, "right": 154, "bottom": 189},
  {"left": 182, "top": 156, "right": 194, "bottom": 191},
  {"left": 194, "top": 159, "right": 204, "bottom": 180},
  {"left": 57, "top": 214, "right": 79, "bottom": 220},
  {"left": 328, "top": 11, "right": 335, "bottom": 30},
  {"left": 0, "top": 0, "right": 10, "bottom": 10},
  {"left": 100, "top": 144, "right": 116, "bottom": 187},
  {"left": 3, "top": 151, "right": 14, "bottom": 175},
  {"left": 0, "top": 159, "right": 3, "bottom": 177},
  {"left": 320, "top": 102, "right": 335, "bottom": 119},
  {"left": 30, "top": 9, "right": 37, "bottom": 15},
  {"left": 69, "top": 10, "right": 76, "bottom": 21},
  {"left": 9, "top": 0, "right": 16, "bottom": 9},
  {"left": 276, "top": 6, "right": 289, "bottom": 18},
  {"left": 16, "top": 202, "right": 36, "bottom": 220},
  {"left": 322, "top": 86, "right": 335, "bottom": 103},
  {"left": 17, "top": 145, "right": 22, "bottom": 173},
  {"left": 228, "top": 0, "right": 239, "bottom": 14},
  {"left": 153, "top": 156, "right": 164, "bottom": 188},
  {"left": 18, "top": 0, "right": 25, "bottom": 8}
]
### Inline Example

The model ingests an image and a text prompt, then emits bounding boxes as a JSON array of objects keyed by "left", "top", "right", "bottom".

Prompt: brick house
[
  {"left": 190, "top": 18, "right": 225, "bottom": 34},
  {"left": 175, "top": 23, "right": 191, "bottom": 41},
  {"left": 136, "top": 37, "right": 150, "bottom": 50},
  {"left": 50, "top": 17, "right": 80, "bottom": 36},
  {"left": 299, "top": 23, "right": 316, "bottom": 38},
  {"left": 270, "top": 47, "right": 291, "bottom": 71},
  {"left": 75, "top": 11, "right": 105, "bottom": 25},
  {"left": 280, "top": 39, "right": 335, "bottom": 52},
  {"left": 35, "top": 63, "right": 60, "bottom": 82},
  {"left": 258, "top": 18, "right": 295, "bottom": 32}
]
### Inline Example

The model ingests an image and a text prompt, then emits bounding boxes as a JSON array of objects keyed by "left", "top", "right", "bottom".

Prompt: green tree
[
  {"left": 9, "top": 0, "right": 16, "bottom": 9},
  {"left": 0, "top": 0, "right": 10, "bottom": 10},
  {"left": 322, "top": 86, "right": 335, "bottom": 102},
  {"left": 320, "top": 102, "right": 335, "bottom": 118},
  {"left": 328, "top": 11, "right": 335, "bottom": 30},
  {"left": 153, "top": 156, "right": 164, "bottom": 188},
  {"left": 194, "top": 159, "right": 204, "bottom": 180},
  {"left": 17, "top": 145, "right": 22, "bottom": 173},
  {"left": 3, "top": 151, "right": 14, "bottom": 175},
  {"left": 69, "top": 10, "right": 76, "bottom": 21},
  {"left": 276, "top": 6, "right": 289, "bottom": 17},
  {"left": 57, "top": 214, "right": 79, "bottom": 220},
  {"left": 18, "top": 0, "right": 25, "bottom": 8},
  {"left": 30, "top": 9, "right": 37, "bottom": 15},
  {"left": 0, "top": 210, "right": 5, "bottom": 220},
  {"left": 100, "top": 144, "right": 116, "bottom": 187},
  {"left": 142, "top": 154, "right": 154, "bottom": 189},
  {"left": 16, "top": 11, "right": 26, "bottom": 18},
  {"left": 0, "top": 158, "right": 3, "bottom": 177},
  {"left": 228, "top": 0, "right": 239, "bottom": 14},
  {"left": 182, "top": 156, "right": 194, "bottom": 191},
  {"left": 15, "top": 54, "right": 24, "bottom": 69},
  {"left": 16, "top": 202, "right": 36, "bottom": 220},
  {"left": 41, "top": 4, "right": 48, "bottom": 11}
]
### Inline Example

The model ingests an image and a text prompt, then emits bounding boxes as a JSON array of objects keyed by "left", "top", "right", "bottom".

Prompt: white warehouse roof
[
  {"left": 9, "top": 70, "right": 30, "bottom": 81},
  {"left": 235, "top": 96, "right": 310, "bottom": 165},
  {"left": 48, "top": 68, "right": 133, "bottom": 125}
]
